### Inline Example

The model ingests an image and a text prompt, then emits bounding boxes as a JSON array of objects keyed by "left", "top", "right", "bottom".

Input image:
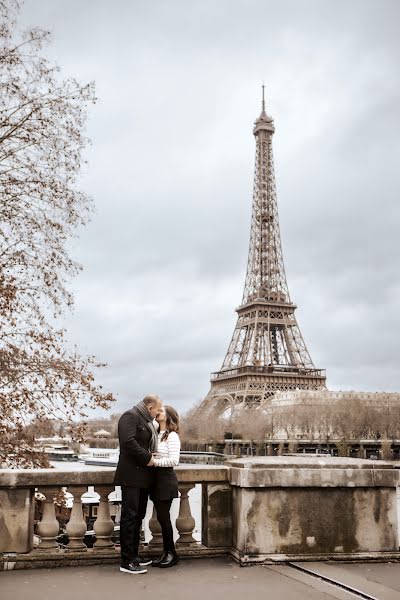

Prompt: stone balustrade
[
  {"left": 0, "top": 465, "right": 231, "bottom": 569},
  {"left": 1, "top": 457, "right": 400, "bottom": 570}
]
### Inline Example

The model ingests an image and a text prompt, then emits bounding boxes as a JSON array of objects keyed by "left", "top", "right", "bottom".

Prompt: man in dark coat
[{"left": 115, "top": 394, "right": 163, "bottom": 574}]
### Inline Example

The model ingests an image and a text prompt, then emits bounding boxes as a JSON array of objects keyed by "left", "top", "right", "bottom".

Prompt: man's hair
[{"left": 142, "top": 394, "right": 161, "bottom": 407}]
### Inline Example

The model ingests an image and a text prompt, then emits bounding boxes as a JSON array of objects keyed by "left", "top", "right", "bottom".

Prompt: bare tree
[
  {"left": 296, "top": 405, "right": 319, "bottom": 440},
  {"left": 0, "top": 1, "right": 114, "bottom": 466},
  {"left": 275, "top": 407, "right": 298, "bottom": 439}
]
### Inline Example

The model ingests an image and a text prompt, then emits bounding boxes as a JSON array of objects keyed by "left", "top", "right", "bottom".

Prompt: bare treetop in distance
[{"left": 0, "top": 0, "right": 115, "bottom": 467}]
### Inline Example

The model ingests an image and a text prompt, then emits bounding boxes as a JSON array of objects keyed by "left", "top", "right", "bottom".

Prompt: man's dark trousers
[{"left": 120, "top": 486, "right": 149, "bottom": 565}]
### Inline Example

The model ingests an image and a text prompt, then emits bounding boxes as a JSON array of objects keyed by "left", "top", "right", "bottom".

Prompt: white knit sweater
[{"left": 153, "top": 431, "right": 181, "bottom": 467}]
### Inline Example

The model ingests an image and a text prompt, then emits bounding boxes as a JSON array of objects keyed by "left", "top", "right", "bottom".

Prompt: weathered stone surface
[
  {"left": 0, "top": 465, "right": 229, "bottom": 558},
  {"left": 0, "top": 488, "right": 35, "bottom": 553},
  {"left": 233, "top": 487, "right": 398, "bottom": 556},
  {"left": 175, "top": 465, "right": 228, "bottom": 483},
  {"left": 227, "top": 456, "right": 398, "bottom": 470},
  {"left": 202, "top": 483, "right": 232, "bottom": 548},
  {"left": 0, "top": 546, "right": 229, "bottom": 571},
  {"left": 229, "top": 467, "right": 398, "bottom": 488},
  {"left": 228, "top": 456, "right": 398, "bottom": 488},
  {"left": 0, "top": 465, "right": 228, "bottom": 488},
  {"left": 1, "top": 458, "right": 399, "bottom": 566},
  {"left": 230, "top": 457, "right": 399, "bottom": 561}
]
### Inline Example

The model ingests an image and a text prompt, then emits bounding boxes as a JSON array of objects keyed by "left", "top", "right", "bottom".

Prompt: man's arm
[{"left": 118, "top": 411, "right": 152, "bottom": 467}]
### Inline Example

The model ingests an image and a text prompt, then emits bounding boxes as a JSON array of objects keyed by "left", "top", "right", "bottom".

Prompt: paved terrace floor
[{"left": 1, "top": 558, "right": 400, "bottom": 600}]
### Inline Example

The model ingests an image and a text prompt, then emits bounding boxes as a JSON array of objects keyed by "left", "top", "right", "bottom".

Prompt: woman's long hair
[{"left": 161, "top": 405, "right": 180, "bottom": 442}]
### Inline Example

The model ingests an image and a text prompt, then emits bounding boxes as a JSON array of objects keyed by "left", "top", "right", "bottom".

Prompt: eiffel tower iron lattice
[{"left": 201, "top": 89, "right": 326, "bottom": 412}]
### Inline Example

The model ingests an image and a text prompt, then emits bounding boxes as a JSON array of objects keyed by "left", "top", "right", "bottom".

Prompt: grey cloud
[{"left": 19, "top": 0, "right": 400, "bottom": 414}]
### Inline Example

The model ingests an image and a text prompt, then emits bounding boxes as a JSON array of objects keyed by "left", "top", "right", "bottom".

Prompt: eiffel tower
[{"left": 202, "top": 88, "right": 326, "bottom": 412}]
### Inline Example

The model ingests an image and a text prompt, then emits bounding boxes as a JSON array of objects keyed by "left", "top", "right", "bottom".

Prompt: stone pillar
[
  {"left": 93, "top": 486, "right": 114, "bottom": 549},
  {"left": 0, "top": 487, "right": 35, "bottom": 553},
  {"left": 148, "top": 505, "right": 163, "bottom": 549},
  {"left": 202, "top": 483, "right": 232, "bottom": 548},
  {"left": 37, "top": 487, "right": 60, "bottom": 550},
  {"left": 65, "top": 486, "right": 87, "bottom": 551},
  {"left": 228, "top": 456, "right": 399, "bottom": 564},
  {"left": 176, "top": 483, "right": 196, "bottom": 546}
]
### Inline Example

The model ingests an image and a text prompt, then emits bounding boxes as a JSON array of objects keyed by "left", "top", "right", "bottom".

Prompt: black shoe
[
  {"left": 137, "top": 555, "right": 152, "bottom": 566},
  {"left": 152, "top": 551, "right": 168, "bottom": 567},
  {"left": 120, "top": 562, "right": 147, "bottom": 574},
  {"left": 159, "top": 551, "right": 179, "bottom": 568}
]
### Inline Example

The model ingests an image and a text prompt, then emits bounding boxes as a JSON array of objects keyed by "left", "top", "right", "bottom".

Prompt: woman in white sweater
[{"left": 150, "top": 405, "right": 181, "bottom": 568}]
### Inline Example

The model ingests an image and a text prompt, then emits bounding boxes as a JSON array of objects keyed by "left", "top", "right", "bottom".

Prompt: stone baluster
[
  {"left": 176, "top": 484, "right": 196, "bottom": 546},
  {"left": 37, "top": 487, "right": 60, "bottom": 550},
  {"left": 148, "top": 505, "right": 163, "bottom": 549},
  {"left": 140, "top": 522, "right": 145, "bottom": 544},
  {"left": 65, "top": 486, "right": 87, "bottom": 551},
  {"left": 93, "top": 486, "right": 114, "bottom": 549}
]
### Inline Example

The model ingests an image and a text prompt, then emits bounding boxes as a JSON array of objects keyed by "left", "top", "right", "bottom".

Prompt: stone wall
[
  {"left": 0, "top": 457, "right": 399, "bottom": 568},
  {"left": 228, "top": 456, "right": 399, "bottom": 562}
]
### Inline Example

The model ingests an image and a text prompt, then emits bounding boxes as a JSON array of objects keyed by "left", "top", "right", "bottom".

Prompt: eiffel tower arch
[{"left": 201, "top": 88, "right": 326, "bottom": 413}]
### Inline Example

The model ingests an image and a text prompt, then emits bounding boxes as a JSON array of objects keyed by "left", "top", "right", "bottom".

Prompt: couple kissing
[{"left": 114, "top": 394, "right": 181, "bottom": 574}]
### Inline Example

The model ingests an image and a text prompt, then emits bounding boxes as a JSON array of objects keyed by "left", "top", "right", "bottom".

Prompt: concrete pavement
[{"left": 2, "top": 557, "right": 400, "bottom": 600}]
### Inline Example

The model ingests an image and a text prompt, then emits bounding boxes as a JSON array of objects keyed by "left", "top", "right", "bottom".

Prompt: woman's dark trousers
[
  {"left": 153, "top": 499, "right": 175, "bottom": 553},
  {"left": 120, "top": 486, "right": 149, "bottom": 565}
]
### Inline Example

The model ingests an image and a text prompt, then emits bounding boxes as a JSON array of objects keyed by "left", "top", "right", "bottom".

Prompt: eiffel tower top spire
[
  {"left": 243, "top": 87, "right": 289, "bottom": 305},
  {"left": 253, "top": 83, "right": 274, "bottom": 133}
]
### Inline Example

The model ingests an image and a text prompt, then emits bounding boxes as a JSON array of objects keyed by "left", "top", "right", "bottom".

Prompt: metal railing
[{"left": 211, "top": 365, "right": 326, "bottom": 380}]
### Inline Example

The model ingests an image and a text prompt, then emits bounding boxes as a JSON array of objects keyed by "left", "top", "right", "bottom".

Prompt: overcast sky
[{"left": 19, "top": 0, "right": 400, "bottom": 416}]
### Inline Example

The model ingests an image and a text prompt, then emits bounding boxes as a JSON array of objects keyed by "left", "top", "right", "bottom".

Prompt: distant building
[
  {"left": 93, "top": 429, "right": 111, "bottom": 438},
  {"left": 268, "top": 389, "right": 400, "bottom": 409}
]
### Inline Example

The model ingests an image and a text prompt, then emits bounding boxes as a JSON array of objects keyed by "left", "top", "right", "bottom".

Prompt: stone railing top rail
[
  {"left": 1, "top": 457, "right": 399, "bottom": 490},
  {"left": 226, "top": 456, "right": 398, "bottom": 469},
  {"left": 226, "top": 457, "right": 399, "bottom": 488},
  {"left": 0, "top": 464, "right": 229, "bottom": 488}
]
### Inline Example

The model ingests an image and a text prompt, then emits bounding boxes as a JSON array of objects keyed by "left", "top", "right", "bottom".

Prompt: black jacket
[{"left": 114, "top": 407, "right": 156, "bottom": 488}]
